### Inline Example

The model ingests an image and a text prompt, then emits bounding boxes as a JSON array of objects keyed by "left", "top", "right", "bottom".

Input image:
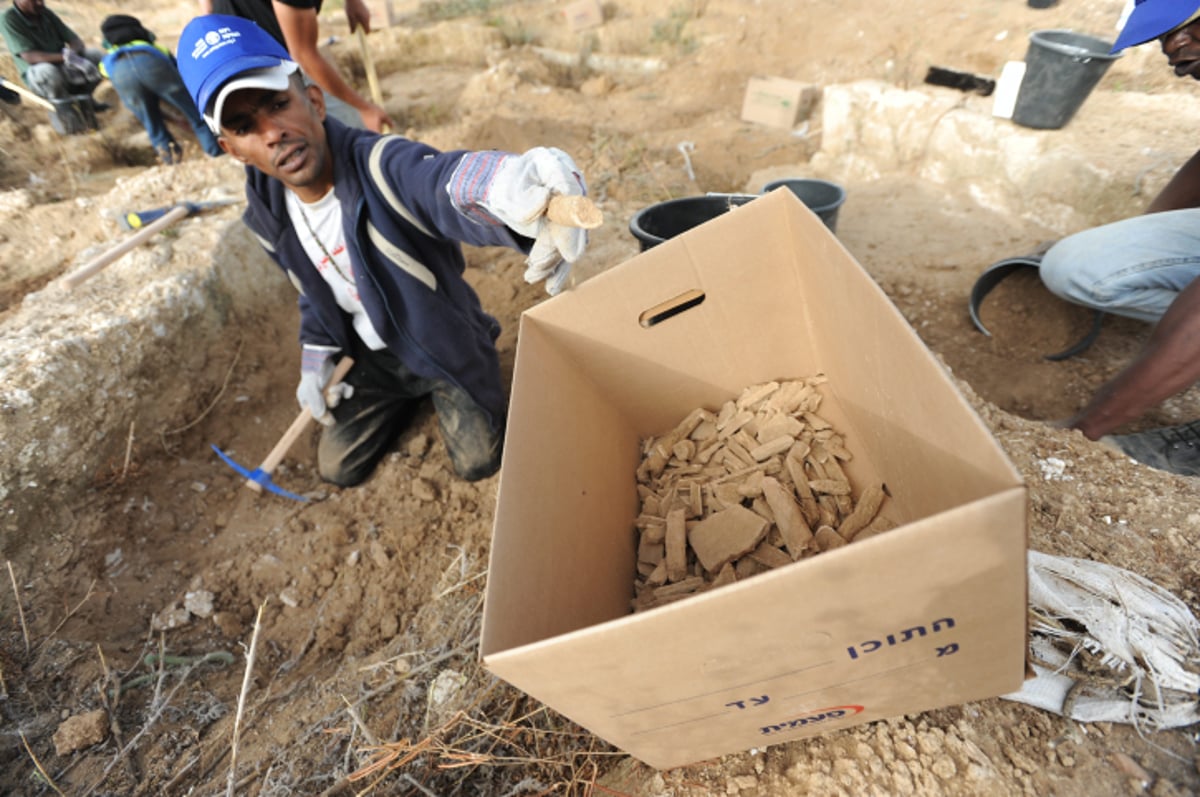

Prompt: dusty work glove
[
  {"left": 297, "top": 345, "right": 354, "bottom": 427},
  {"left": 453, "top": 147, "right": 589, "bottom": 295}
]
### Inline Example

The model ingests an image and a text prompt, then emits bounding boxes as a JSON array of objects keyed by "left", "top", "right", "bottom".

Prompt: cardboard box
[
  {"left": 563, "top": 0, "right": 604, "bottom": 31},
  {"left": 480, "top": 189, "right": 1028, "bottom": 770},
  {"left": 741, "top": 76, "right": 816, "bottom": 129}
]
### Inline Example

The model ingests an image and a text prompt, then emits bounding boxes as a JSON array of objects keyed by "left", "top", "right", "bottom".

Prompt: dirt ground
[{"left": 6, "top": 0, "right": 1200, "bottom": 794}]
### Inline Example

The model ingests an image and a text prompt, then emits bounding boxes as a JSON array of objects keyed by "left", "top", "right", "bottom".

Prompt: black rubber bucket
[
  {"left": 1011, "top": 30, "right": 1120, "bottom": 130},
  {"left": 761, "top": 178, "right": 846, "bottom": 233},
  {"left": 628, "top": 194, "right": 756, "bottom": 251}
]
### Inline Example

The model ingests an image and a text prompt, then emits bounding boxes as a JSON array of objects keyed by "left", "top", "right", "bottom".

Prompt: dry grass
[{"left": 330, "top": 551, "right": 626, "bottom": 796}]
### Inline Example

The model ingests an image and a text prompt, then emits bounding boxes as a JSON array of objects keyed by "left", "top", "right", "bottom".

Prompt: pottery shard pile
[{"left": 632, "top": 377, "right": 893, "bottom": 613}]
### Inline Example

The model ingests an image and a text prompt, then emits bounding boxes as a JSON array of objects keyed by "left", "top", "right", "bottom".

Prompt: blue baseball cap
[
  {"left": 1112, "top": 0, "right": 1200, "bottom": 52},
  {"left": 177, "top": 14, "right": 299, "bottom": 132}
]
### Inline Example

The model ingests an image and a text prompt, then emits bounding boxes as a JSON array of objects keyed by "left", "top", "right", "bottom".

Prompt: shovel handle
[
  {"left": 246, "top": 356, "right": 356, "bottom": 492},
  {"left": 62, "top": 204, "right": 191, "bottom": 290}
]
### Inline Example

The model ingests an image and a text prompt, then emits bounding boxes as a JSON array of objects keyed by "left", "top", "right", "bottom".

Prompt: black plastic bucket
[
  {"left": 628, "top": 194, "right": 756, "bottom": 251},
  {"left": 761, "top": 178, "right": 846, "bottom": 233},
  {"left": 1011, "top": 30, "right": 1120, "bottom": 130}
]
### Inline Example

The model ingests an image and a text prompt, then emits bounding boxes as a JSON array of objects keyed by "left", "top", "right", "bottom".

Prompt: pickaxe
[
  {"left": 212, "top": 357, "right": 355, "bottom": 501},
  {"left": 119, "top": 199, "right": 241, "bottom": 231},
  {"left": 60, "top": 199, "right": 242, "bottom": 290}
]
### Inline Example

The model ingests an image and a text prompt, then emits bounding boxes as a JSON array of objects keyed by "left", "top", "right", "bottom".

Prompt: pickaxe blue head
[{"left": 211, "top": 444, "right": 308, "bottom": 502}]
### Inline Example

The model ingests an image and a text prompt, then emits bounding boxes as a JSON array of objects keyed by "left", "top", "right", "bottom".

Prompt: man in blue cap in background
[
  {"left": 1038, "top": 0, "right": 1200, "bottom": 476},
  {"left": 178, "top": 14, "right": 591, "bottom": 487}
]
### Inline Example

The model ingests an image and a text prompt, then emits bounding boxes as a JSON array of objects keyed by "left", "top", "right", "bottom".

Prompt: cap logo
[{"left": 190, "top": 26, "right": 243, "bottom": 61}]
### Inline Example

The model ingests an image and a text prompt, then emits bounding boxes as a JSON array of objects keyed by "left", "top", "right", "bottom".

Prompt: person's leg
[
  {"left": 23, "top": 63, "right": 69, "bottom": 100},
  {"left": 317, "top": 347, "right": 431, "bottom": 486},
  {"left": 145, "top": 57, "right": 223, "bottom": 158},
  {"left": 1040, "top": 208, "right": 1200, "bottom": 323},
  {"left": 430, "top": 380, "right": 503, "bottom": 481},
  {"left": 317, "top": 345, "right": 504, "bottom": 485},
  {"left": 109, "top": 58, "right": 175, "bottom": 156}
]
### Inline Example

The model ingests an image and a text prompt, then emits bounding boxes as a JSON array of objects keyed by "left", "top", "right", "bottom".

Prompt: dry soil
[{"left": 4, "top": 0, "right": 1200, "bottom": 795}]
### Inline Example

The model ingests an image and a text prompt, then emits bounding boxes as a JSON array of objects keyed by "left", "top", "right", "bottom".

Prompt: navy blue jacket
[{"left": 240, "top": 118, "right": 531, "bottom": 431}]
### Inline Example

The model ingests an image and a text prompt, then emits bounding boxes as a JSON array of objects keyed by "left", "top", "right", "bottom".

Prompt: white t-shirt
[{"left": 285, "top": 187, "right": 387, "bottom": 351}]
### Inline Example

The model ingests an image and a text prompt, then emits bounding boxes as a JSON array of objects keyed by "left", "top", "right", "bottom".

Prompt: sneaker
[{"left": 1103, "top": 420, "right": 1200, "bottom": 477}]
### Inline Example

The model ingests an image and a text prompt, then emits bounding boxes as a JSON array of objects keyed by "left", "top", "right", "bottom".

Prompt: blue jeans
[
  {"left": 106, "top": 51, "right": 221, "bottom": 159},
  {"left": 1040, "top": 208, "right": 1200, "bottom": 324}
]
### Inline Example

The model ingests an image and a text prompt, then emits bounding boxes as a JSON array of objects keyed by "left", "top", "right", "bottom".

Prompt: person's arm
[
  {"left": 16, "top": 47, "right": 65, "bottom": 65},
  {"left": 197, "top": 0, "right": 213, "bottom": 13},
  {"left": 1071, "top": 276, "right": 1200, "bottom": 439},
  {"left": 10, "top": 23, "right": 79, "bottom": 64},
  {"left": 271, "top": 0, "right": 393, "bottom": 133},
  {"left": 1146, "top": 148, "right": 1200, "bottom": 213}
]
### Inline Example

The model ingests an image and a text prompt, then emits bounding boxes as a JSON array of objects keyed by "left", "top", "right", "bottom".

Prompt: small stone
[
  {"left": 279, "top": 587, "right": 300, "bottom": 608},
  {"left": 412, "top": 478, "right": 438, "bottom": 502},
  {"left": 406, "top": 433, "right": 430, "bottom": 457},
  {"left": 53, "top": 709, "right": 108, "bottom": 756},
  {"left": 151, "top": 603, "right": 191, "bottom": 632},
  {"left": 429, "top": 668, "right": 467, "bottom": 708},
  {"left": 184, "top": 590, "right": 215, "bottom": 618},
  {"left": 370, "top": 540, "right": 390, "bottom": 568},
  {"left": 688, "top": 505, "right": 769, "bottom": 573}
]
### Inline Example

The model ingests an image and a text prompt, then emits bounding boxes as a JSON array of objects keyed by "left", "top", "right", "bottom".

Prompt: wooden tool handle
[
  {"left": 356, "top": 28, "right": 384, "bottom": 107},
  {"left": 1, "top": 78, "right": 55, "bottom": 111},
  {"left": 246, "top": 356, "right": 356, "bottom": 492},
  {"left": 546, "top": 194, "right": 603, "bottom": 229},
  {"left": 62, "top": 204, "right": 191, "bottom": 290},
  {"left": 355, "top": 27, "right": 390, "bottom": 135}
]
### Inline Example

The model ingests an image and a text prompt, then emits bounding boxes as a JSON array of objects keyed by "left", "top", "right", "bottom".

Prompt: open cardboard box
[{"left": 480, "top": 189, "right": 1028, "bottom": 770}]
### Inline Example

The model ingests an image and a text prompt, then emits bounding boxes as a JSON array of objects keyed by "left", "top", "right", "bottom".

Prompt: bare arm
[
  {"left": 18, "top": 48, "right": 65, "bottom": 64},
  {"left": 272, "top": 0, "right": 393, "bottom": 133},
  {"left": 1071, "top": 276, "right": 1200, "bottom": 439},
  {"left": 1146, "top": 148, "right": 1200, "bottom": 213},
  {"left": 198, "top": 0, "right": 213, "bottom": 13}
]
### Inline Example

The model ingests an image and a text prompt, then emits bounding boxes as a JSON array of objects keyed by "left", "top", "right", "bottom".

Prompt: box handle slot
[{"left": 638, "top": 289, "right": 706, "bottom": 328}]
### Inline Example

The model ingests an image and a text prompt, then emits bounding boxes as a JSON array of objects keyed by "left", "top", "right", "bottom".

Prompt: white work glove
[
  {"left": 482, "top": 147, "right": 589, "bottom": 295},
  {"left": 297, "top": 345, "right": 354, "bottom": 427}
]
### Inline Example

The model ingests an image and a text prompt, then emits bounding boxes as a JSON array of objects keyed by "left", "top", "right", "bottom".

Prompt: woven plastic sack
[{"left": 1002, "top": 550, "right": 1200, "bottom": 730}]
